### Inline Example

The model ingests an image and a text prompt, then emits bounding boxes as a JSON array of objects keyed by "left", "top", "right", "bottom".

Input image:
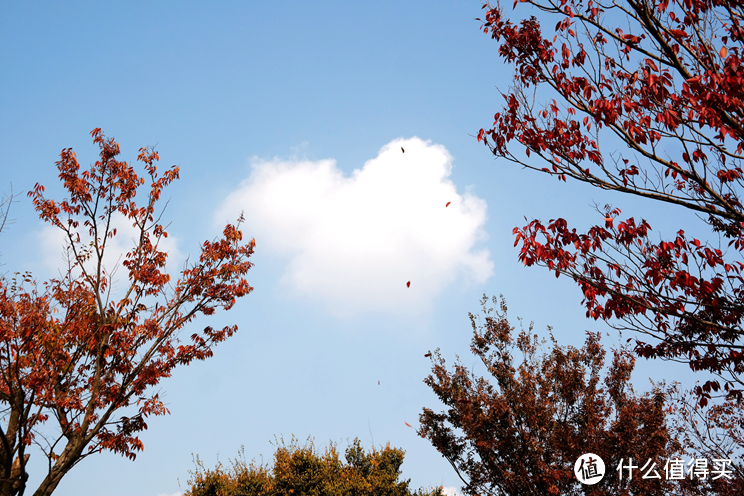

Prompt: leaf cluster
[
  {"left": 0, "top": 129, "right": 256, "bottom": 496},
  {"left": 420, "top": 294, "right": 692, "bottom": 496},
  {"left": 184, "top": 437, "right": 444, "bottom": 496},
  {"left": 478, "top": 0, "right": 744, "bottom": 405}
]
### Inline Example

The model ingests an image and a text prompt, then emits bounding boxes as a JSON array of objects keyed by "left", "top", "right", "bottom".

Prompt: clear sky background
[{"left": 0, "top": 2, "right": 709, "bottom": 496}]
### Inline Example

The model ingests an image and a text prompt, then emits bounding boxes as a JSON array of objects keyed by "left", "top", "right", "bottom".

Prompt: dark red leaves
[
  {"left": 513, "top": 210, "right": 744, "bottom": 402},
  {"left": 406, "top": 281, "right": 411, "bottom": 288},
  {"left": 420, "top": 296, "right": 682, "bottom": 495},
  {"left": 478, "top": 0, "right": 744, "bottom": 408}
]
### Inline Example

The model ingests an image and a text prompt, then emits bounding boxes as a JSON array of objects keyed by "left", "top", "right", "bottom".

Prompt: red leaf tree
[
  {"left": 419, "top": 295, "right": 695, "bottom": 496},
  {"left": 478, "top": 0, "right": 744, "bottom": 406},
  {"left": 0, "top": 129, "right": 255, "bottom": 496}
]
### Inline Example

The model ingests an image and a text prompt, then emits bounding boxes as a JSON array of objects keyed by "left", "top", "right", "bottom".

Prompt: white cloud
[
  {"left": 155, "top": 492, "right": 182, "bottom": 496},
  {"left": 441, "top": 486, "right": 463, "bottom": 496},
  {"left": 216, "top": 137, "right": 493, "bottom": 319}
]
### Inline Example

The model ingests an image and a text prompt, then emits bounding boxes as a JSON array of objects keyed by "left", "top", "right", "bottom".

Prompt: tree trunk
[{"left": 9, "top": 454, "right": 29, "bottom": 496}]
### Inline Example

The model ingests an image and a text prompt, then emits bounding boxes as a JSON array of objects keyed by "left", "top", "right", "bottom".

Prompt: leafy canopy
[
  {"left": 185, "top": 437, "right": 445, "bottom": 496},
  {"left": 419, "top": 295, "right": 691, "bottom": 496},
  {"left": 478, "top": 0, "right": 744, "bottom": 405},
  {"left": 0, "top": 129, "right": 255, "bottom": 496}
]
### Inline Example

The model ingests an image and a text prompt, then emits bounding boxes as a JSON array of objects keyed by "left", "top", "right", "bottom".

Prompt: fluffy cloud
[
  {"left": 441, "top": 487, "right": 463, "bottom": 496},
  {"left": 216, "top": 137, "right": 492, "bottom": 318}
]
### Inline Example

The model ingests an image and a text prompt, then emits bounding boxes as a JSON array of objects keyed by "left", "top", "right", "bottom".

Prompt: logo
[{"left": 574, "top": 453, "right": 605, "bottom": 485}]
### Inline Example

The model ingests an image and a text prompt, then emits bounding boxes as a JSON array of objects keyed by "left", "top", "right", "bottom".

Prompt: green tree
[{"left": 184, "top": 437, "right": 444, "bottom": 496}]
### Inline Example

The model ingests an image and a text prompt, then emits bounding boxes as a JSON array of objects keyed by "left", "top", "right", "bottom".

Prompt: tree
[
  {"left": 184, "top": 437, "right": 445, "bottom": 496},
  {"left": 477, "top": 0, "right": 744, "bottom": 405},
  {"left": 0, "top": 129, "right": 256, "bottom": 496},
  {"left": 418, "top": 295, "right": 740, "bottom": 496},
  {"left": 667, "top": 385, "right": 744, "bottom": 494}
]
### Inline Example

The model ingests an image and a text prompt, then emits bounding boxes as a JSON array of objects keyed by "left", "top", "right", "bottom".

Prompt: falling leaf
[
  {"left": 721, "top": 46, "right": 728, "bottom": 58},
  {"left": 445, "top": 202, "right": 451, "bottom": 207},
  {"left": 401, "top": 147, "right": 405, "bottom": 153},
  {"left": 405, "top": 422, "right": 412, "bottom": 428},
  {"left": 378, "top": 380, "right": 380, "bottom": 385},
  {"left": 406, "top": 281, "right": 411, "bottom": 288},
  {"left": 424, "top": 353, "right": 431, "bottom": 357}
]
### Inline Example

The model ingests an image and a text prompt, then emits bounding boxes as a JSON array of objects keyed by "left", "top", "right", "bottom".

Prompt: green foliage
[{"left": 184, "top": 437, "right": 444, "bottom": 496}]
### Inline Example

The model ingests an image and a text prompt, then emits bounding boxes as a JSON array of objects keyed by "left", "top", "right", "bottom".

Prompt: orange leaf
[
  {"left": 405, "top": 422, "right": 412, "bottom": 427},
  {"left": 17, "top": 128, "right": 257, "bottom": 467},
  {"left": 445, "top": 202, "right": 451, "bottom": 207},
  {"left": 721, "top": 46, "right": 728, "bottom": 58}
]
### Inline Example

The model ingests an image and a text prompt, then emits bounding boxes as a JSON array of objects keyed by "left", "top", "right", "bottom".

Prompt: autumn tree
[
  {"left": 667, "top": 385, "right": 744, "bottom": 494},
  {"left": 184, "top": 437, "right": 445, "bottom": 496},
  {"left": 418, "top": 294, "right": 738, "bottom": 496},
  {"left": 0, "top": 129, "right": 255, "bottom": 496},
  {"left": 478, "top": 0, "right": 744, "bottom": 404}
]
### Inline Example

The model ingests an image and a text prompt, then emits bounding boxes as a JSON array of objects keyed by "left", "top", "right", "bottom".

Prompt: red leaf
[
  {"left": 406, "top": 281, "right": 411, "bottom": 288},
  {"left": 401, "top": 147, "right": 405, "bottom": 153},
  {"left": 14, "top": 128, "right": 258, "bottom": 466},
  {"left": 425, "top": 353, "right": 431, "bottom": 357},
  {"left": 445, "top": 202, "right": 451, "bottom": 207}
]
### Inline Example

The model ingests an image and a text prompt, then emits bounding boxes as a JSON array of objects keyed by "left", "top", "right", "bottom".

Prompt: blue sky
[{"left": 1, "top": 2, "right": 708, "bottom": 495}]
